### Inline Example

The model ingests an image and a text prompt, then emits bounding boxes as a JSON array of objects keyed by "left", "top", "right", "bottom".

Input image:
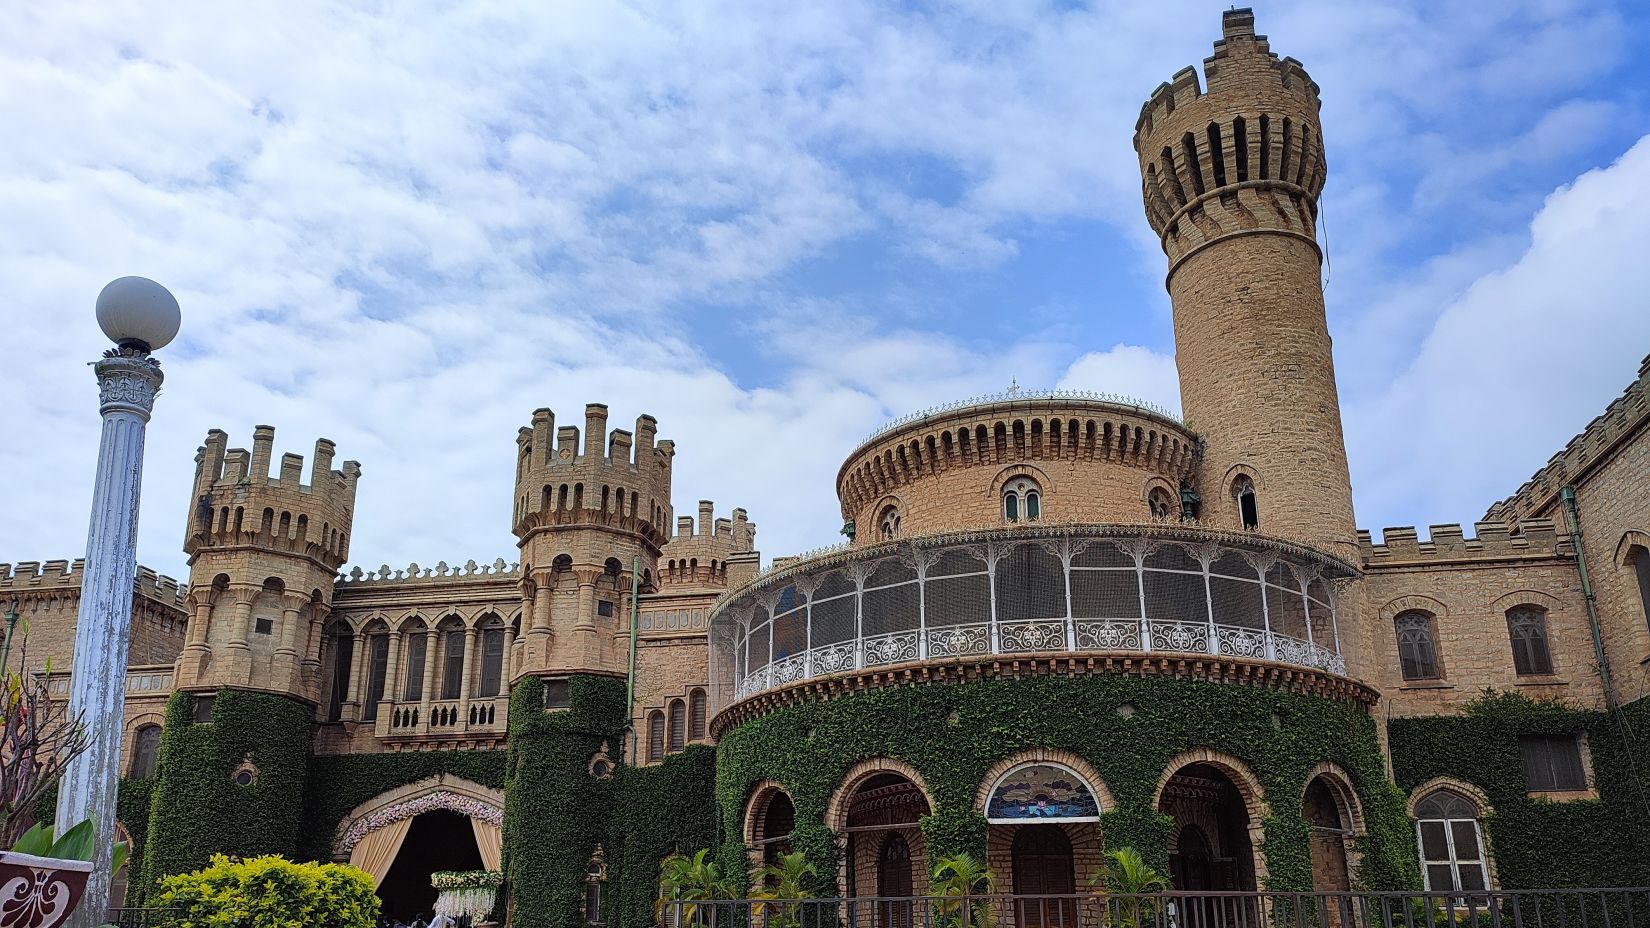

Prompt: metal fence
[
  {"left": 103, "top": 909, "right": 178, "bottom": 928},
  {"left": 662, "top": 890, "right": 1650, "bottom": 928}
]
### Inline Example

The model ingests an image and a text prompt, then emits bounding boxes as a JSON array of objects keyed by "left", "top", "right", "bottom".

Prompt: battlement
[
  {"left": 1132, "top": 9, "right": 1326, "bottom": 264},
  {"left": 1484, "top": 353, "right": 1650, "bottom": 526},
  {"left": 1358, "top": 521, "right": 1569, "bottom": 567},
  {"left": 336, "top": 557, "right": 520, "bottom": 587},
  {"left": 513, "top": 403, "right": 676, "bottom": 548},
  {"left": 185, "top": 426, "right": 361, "bottom": 570},
  {"left": 0, "top": 559, "right": 187, "bottom": 609},
  {"left": 659, "top": 502, "right": 757, "bottom": 589}
]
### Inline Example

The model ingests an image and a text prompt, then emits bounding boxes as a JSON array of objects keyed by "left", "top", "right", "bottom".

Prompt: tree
[
  {"left": 656, "top": 849, "right": 738, "bottom": 928},
  {"left": 0, "top": 620, "right": 89, "bottom": 849}
]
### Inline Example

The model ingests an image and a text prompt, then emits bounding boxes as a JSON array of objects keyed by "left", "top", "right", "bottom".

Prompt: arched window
[
  {"left": 880, "top": 506, "right": 901, "bottom": 541},
  {"left": 362, "top": 632, "right": 390, "bottom": 721},
  {"left": 1395, "top": 611, "right": 1442, "bottom": 681},
  {"left": 1003, "top": 477, "right": 1042, "bottom": 523},
  {"left": 667, "top": 699, "right": 687, "bottom": 753},
  {"left": 1632, "top": 546, "right": 1650, "bottom": 632},
  {"left": 584, "top": 850, "right": 607, "bottom": 925},
  {"left": 479, "top": 624, "right": 506, "bottom": 697},
  {"left": 1505, "top": 606, "right": 1553, "bottom": 676},
  {"left": 1148, "top": 487, "right": 1176, "bottom": 521},
  {"left": 439, "top": 622, "right": 467, "bottom": 701},
  {"left": 647, "top": 711, "right": 666, "bottom": 763},
  {"left": 1233, "top": 475, "right": 1258, "bottom": 530},
  {"left": 326, "top": 627, "right": 354, "bottom": 723},
  {"left": 688, "top": 688, "right": 707, "bottom": 741},
  {"left": 1415, "top": 789, "right": 1488, "bottom": 892},
  {"left": 129, "top": 725, "right": 162, "bottom": 778},
  {"left": 401, "top": 628, "right": 428, "bottom": 701}
]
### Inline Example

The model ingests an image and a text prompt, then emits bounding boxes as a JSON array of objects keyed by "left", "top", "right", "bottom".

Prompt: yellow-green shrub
[{"left": 155, "top": 853, "right": 379, "bottom": 928}]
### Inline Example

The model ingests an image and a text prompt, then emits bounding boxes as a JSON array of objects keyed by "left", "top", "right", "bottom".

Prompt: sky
[{"left": 2, "top": 0, "right": 1649, "bottom": 584}]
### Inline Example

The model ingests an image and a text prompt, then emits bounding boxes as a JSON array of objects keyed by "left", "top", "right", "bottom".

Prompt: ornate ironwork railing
[
  {"left": 714, "top": 526, "right": 1352, "bottom": 703},
  {"left": 662, "top": 889, "right": 1650, "bottom": 928},
  {"left": 106, "top": 909, "right": 179, "bottom": 928}
]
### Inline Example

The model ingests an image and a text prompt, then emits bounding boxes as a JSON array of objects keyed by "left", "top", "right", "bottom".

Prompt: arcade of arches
[{"left": 745, "top": 757, "right": 1370, "bottom": 899}]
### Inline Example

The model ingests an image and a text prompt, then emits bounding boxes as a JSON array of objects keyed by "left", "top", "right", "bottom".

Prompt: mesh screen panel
[
  {"left": 1145, "top": 543, "right": 1200, "bottom": 572},
  {"left": 772, "top": 605, "right": 807, "bottom": 658},
  {"left": 995, "top": 544, "right": 1067, "bottom": 621},
  {"left": 1070, "top": 568, "right": 1140, "bottom": 619},
  {"left": 1210, "top": 575, "right": 1265, "bottom": 629},
  {"left": 1073, "top": 542, "right": 1132, "bottom": 569},
  {"left": 931, "top": 548, "right": 986, "bottom": 577},
  {"left": 811, "top": 572, "right": 857, "bottom": 644},
  {"left": 1210, "top": 551, "right": 1253, "bottom": 579},
  {"left": 867, "top": 558, "right": 916, "bottom": 587},
  {"left": 863, "top": 578, "right": 920, "bottom": 635},
  {"left": 1143, "top": 569, "right": 1207, "bottom": 625},
  {"left": 748, "top": 620, "right": 772, "bottom": 669},
  {"left": 926, "top": 573, "right": 991, "bottom": 628},
  {"left": 1267, "top": 573, "right": 1308, "bottom": 638}
]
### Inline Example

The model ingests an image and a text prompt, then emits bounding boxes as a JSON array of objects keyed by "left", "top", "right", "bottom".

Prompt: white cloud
[{"left": 1056, "top": 345, "right": 1182, "bottom": 417}]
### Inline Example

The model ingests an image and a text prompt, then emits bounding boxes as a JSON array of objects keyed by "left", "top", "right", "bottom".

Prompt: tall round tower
[
  {"left": 1134, "top": 8, "right": 1356, "bottom": 562},
  {"left": 512, "top": 404, "right": 673, "bottom": 680}
]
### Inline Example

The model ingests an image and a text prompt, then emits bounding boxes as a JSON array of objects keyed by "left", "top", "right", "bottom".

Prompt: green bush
[{"left": 154, "top": 854, "right": 379, "bottom": 928}]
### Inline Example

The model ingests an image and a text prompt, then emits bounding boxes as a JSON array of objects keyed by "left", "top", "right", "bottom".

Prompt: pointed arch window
[
  {"left": 1395, "top": 611, "right": 1441, "bottom": 681},
  {"left": 647, "top": 710, "right": 666, "bottom": 763},
  {"left": 1003, "top": 478, "right": 1042, "bottom": 524},
  {"left": 362, "top": 633, "right": 390, "bottom": 721},
  {"left": 130, "top": 725, "right": 162, "bottom": 778},
  {"left": 1233, "top": 475, "right": 1259, "bottom": 530},
  {"left": 479, "top": 625, "right": 506, "bottom": 696},
  {"left": 667, "top": 699, "right": 687, "bottom": 753},
  {"left": 689, "top": 688, "right": 708, "bottom": 741},
  {"left": 879, "top": 506, "right": 901, "bottom": 541},
  {"left": 402, "top": 631, "right": 428, "bottom": 701},
  {"left": 1505, "top": 606, "right": 1553, "bottom": 676},
  {"left": 440, "top": 628, "right": 466, "bottom": 700},
  {"left": 1631, "top": 546, "right": 1650, "bottom": 632}
]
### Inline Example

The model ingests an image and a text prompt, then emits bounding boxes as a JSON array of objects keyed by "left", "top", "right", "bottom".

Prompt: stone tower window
[
  {"left": 1148, "top": 487, "right": 1176, "bottom": 521},
  {"left": 1505, "top": 606, "right": 1553, "bottom": 676},
  {"left": 1003, "top": 478, "right": 1041, "bottom": 523},
  {"left": 129, "top": 725, "right": 161, "bottom": 779},
  {"left": 647, "top": 710, "right": 665, "bottom": 763},
  {"left": 1414, "top": 789, "right": 1488, "bottom": 892},
  {"left": 689, "top": 688, "right": 708, "bottom": 741},
  {"left": 1394, "top": 611, "right": 1442, "bottom": 681},
  {"left": 667, "top": 698, "right": 687, "bottom": 753},
  {"left": 1232, "top": 475, "right": 1259, "bottom": 530},
  {"left": 1632, "top": 546, "right": 1650, "bottom": 633},
  {"left": 879, "top": 506, "right": 901, "bottom": 541}
]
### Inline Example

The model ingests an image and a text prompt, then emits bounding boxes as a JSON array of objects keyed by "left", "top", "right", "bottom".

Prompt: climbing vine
[{"left": 713, "top": 674, "right": 1419, "bottom": 894}]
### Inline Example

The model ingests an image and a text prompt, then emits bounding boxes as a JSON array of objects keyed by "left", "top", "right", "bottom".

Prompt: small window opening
[
  {"left": 1233, "top": 475, "right": 1259, "bottom": 530},
  {"left": 879, "top": 506, "right": 901, "bottom": 541},
  {"left": 254, "top": 616, "right": 274, "bottom": 635},
  {"left": 1521, "top": 734, "right": 1587, "bottom": 791},
  {"left": 1003, "top": 478, "right": 1042, "bottom": 524},
  {"left": 597, "top": 600, "right": 616, "bottom": 618},
  {"left": 192, "top": 695, "right": 215, "bottom": 725},
  {"left": 542, "top": 677, "right": 572, "bottom": 710}
]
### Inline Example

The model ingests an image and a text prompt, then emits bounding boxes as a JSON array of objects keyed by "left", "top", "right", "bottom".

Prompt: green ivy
[
  {"left": 714, "top": 674, "right": 1420, "bottom": 893},
  {"left": 298, "top": 749, "right": 507, "bottom": 862},
  {"left": 31, "top": 778, "right": 158, "bottom": 903},
  {"left": 504, "top": 675, "right": 628, "bottom": 928},
  {"left": 1388, "top": 690, "right": 1650, "bottom": 889},
  {"left": 142, "top": 690, "right": 314, "bottom": 892},
  {"left": 606, "top": 744, "right": 719, "bottom": 928}
]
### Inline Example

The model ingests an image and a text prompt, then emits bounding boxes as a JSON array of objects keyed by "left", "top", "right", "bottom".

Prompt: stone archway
[
  {"left": 1154, "top": 749, "right": 1269, "bottom": 903},
  {"left": 333, "top": 774, "right": 504, "bottom": 922},
  {"left": 826, "top": 759, "right": 935, "bottom": 921}
]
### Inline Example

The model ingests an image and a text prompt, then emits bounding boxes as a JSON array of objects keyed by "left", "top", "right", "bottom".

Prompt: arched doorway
[
  {"left": 377, "top": 809, "right": 484, "bottom": 921},
  {"left": 334, "top": 776, "right": 505, "bottom": 924},
  {"left": 833, "top": 767, "right": 931, "bottom": 928},
  {"left": 1159, "top": 763, "right": 1258, "bottom": 891},
  {"left": 1304, "top": 778, "right": 1351, "bottom": 892},
  {"left": 1011, "top": 825, "right": 1076, "bottom": 928},
  {"left": 877, "top": 833, "right": 914, "bottom": 928}
]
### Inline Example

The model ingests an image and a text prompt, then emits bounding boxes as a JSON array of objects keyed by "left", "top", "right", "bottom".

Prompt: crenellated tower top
[
  {"left": 659, "top": 501, "right": 759, "bottom": 592},
  {"left": 1133, "top": 8, "right": 1326, "bottom": 278},
  {"left": 176, "top": 426, "right": 361, "bottom": 703}
]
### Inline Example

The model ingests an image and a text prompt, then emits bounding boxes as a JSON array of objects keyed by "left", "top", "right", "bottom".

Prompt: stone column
[
  {"left": 54, "top": 346, "right": 163, "bottom": 928},
  {"left": 418, "top": 629, "right": 438, "bottom": 732},
  {"left": 301, "top": 602, "right": 329, "bottom": 696},
  {"left": 458, "top": 625, "right": 479, "bottom": 727},
  {"left": 275, "top": 592, "right": 307, "bottom": 689},
  {"left": 226, "top": 584, "right": 258, "bottom": 650},
  {"left": 346, "top": 630, "right": 368, "bottom": 720}
]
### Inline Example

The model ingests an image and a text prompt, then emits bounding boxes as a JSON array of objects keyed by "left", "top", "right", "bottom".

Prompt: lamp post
[{"left": 54, "top": 277, "right": 180, "bottom": 927}]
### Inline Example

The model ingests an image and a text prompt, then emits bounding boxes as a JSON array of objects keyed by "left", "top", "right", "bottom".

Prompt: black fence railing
[
  {"left": 103, "top": 909, "right": 178, "bottom": 928},
  {"left": 661, "top": 890, "right": 1650, "bottom": 928}
]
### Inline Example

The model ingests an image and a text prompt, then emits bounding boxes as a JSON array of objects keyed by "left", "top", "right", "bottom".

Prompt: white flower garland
[
  {"left": 336, "top": 791, "right": 504, "bottom": 855},
  {"left": 432, "top": 870, "right": 504, "bottom": 921}
]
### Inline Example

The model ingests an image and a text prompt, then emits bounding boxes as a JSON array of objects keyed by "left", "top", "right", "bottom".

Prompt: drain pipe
[
  {"left": 1561, "top": 486, "right": 1615, "bottom": 707},
  {"left": 625, "top": 556, "right": 641, "bottom": 762}
]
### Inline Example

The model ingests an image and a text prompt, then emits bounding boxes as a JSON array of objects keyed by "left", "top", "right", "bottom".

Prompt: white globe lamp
[{"left": 95, "top": 275, "right": 181, "bottom": 351}]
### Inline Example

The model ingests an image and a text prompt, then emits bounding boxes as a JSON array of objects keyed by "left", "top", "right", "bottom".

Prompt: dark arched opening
[{"left": 376, "top": 809, "right": 484, "bottom": 922}]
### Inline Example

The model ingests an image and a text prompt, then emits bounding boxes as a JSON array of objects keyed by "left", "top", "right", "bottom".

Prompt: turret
[
  {"left": 176, "top": 426, "right": 361, "bottom": 704},
  {"left": 512, "top": 404, "right": 674, "bottom": 679},
  {"left": 659, "top": 502, "right": 760, "bottom": 591},
  {"left": 1134, "top": 9, "right": 1355, "bottom": 562}
]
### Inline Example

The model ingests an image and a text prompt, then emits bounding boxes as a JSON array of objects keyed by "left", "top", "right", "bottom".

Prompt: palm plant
[
  {"left": 1090, "top": 847, "right": 1169, "bottom": 928},
  {"left": 752, "top": 851, "right": 817, "bottom": 928},
  {"left": 656, "top": 849, "right": 738, "bottom": 928},
  {"left": 931, "top": 853, "right": 995, "bottom": 928}
]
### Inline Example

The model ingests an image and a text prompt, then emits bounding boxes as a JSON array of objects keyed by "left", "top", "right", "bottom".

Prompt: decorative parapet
[
  {"left": 1357, "top": 521, "right": 1568, "bottom": 566},
  {"left": 858, "top": 390, "right": 1183, "bottom": 448},
  {"left": 0, "top": 559, "right": 187, "bottom": 609},
  {"left": 1484, "top": 353, "right": 1650, "bottom": 525},
  {"left": 335, "top": 558, "right": 520, "bottom": 586}
]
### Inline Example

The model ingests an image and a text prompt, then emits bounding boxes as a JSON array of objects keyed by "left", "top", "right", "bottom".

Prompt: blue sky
[{"left": 3, "top": 0, "right": 1650, "bottom": 582}]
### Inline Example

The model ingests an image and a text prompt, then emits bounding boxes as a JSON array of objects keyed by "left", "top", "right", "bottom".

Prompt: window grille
[
  {"left": 689, "top": 689, "right": 708, "bottom": 740},
  {"left": 1395, "top": 611, "right": 1441, "bottom": 681},
  {"left": 1505, "top": 606, "right": 1553, "bottom": 676},
  {"left": 1414, "top": 789, "right": 1488, "bottom": 892},
  {"left": 597, "top": 600, "right": 616, "bottom": 618},
  {"left": 130, "top": 725, "right": 162, "bottom": 778},
  {"left": 1520, "top": 734, "right": 1586, "bottom": 791},
  {"left": 647, "top": 711, "right": 665, "bottom": 762},
  {"left": 667, "top": 699, "right": 686, "bottom": 753}
]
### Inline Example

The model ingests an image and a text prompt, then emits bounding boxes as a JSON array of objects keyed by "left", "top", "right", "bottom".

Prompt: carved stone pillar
[
  {"left": 458, "top": 625, "right": 480, "bottom": 726},
  {"left": 418, "top": 629, "right": 438, "bottom": 732},
  {"left": 226, "top": 583, "right": 259, "bottom": 651},
  {"left": 346, "top": 630, "right": 367, "bottom": 721}
]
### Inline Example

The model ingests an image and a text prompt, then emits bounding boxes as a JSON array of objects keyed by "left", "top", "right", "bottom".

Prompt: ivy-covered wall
[
  {"left": 141, "top": 690, "right": 314, "bottom": 890},
  {"left": 1388, "top": 690, "right": 1650, "bottom": 889},
  {"left": 713, "top": 675, "right": 1420, "bottom": 894},
  {"left": 504, "top": 675, "right": 628, "bottom": 928},
  {"left": 607, "top": 744, "right": 719, "bottom": 928},
  {"left": 299, "top": 749, "right": 508, "bottom": 862}
]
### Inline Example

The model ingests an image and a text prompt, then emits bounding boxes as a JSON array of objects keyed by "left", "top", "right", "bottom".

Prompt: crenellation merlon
[
  {"left": 1484, "top": 352, "right": 1650, "bottom": 524},
  {"left": 1358, "top": 520, "right": 1567, "bottom": 565},
  {"left": 0, "top": 558, "right": 186, "bottom": 608},
  {"left": 512, "top": 404, "right": 676, "bottom": 545},
  {"left": 336, "top": 557, "right": 520, "bottom": 586}
]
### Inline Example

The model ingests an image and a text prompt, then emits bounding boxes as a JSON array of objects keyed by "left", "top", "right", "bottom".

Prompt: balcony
[
  {"left": 711, "top": 524, "right": 1356, "bottom": 704},
  {"left": 372, "top": 694, "right": 508, "bottom": 739}
]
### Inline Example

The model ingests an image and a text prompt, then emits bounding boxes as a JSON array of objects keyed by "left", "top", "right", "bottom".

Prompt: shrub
[{"left": 154, "top": 853, "right": 379, "bottom": 928}]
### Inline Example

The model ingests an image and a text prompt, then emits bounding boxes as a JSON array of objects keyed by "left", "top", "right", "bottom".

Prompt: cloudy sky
[{"left": 3, "top": 0, "right": 1649, "bottom": 583}]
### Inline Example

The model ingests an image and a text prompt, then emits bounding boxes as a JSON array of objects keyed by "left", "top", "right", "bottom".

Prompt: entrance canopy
[{"left": 986, "top": 763, "right": 1101, "bottom": 824}]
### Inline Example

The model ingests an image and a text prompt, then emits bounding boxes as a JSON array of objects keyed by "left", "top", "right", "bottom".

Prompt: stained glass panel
[{"left": 986, "top": 763, "right": 1100, "bottom": 822}]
